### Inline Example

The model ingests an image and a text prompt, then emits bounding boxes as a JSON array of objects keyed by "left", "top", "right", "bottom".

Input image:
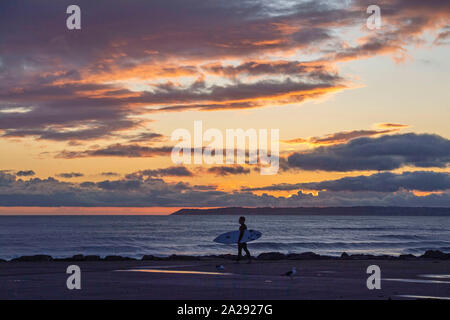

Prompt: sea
[{"left": 0, "top": 215, "right": 449, "bottom": 260}]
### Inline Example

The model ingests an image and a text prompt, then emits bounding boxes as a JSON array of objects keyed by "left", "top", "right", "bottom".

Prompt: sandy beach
[{"left": 1, "top": 258, "right": 449, "bottom": 300}]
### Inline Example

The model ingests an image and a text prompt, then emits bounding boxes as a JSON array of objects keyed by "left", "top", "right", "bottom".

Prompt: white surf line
[
  {"left": 396, "top": 295, "right": 450, "bottom": 300},
  {"left": 384, "top": 278, "right": 450, "bottom": 284},
  {"left": 419, "top": 274, "right": 450, "bottom": 279}
]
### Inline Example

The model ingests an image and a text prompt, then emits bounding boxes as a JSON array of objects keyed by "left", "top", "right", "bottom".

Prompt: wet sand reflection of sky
[
  {"left": 117, "top": 269, "right": 232, "bottom": 276},
  {"left": 384, "top": 278, "right": 450, "bottom": 284},
  {"left": 419, "top": 274, "right": 450, "bottom": 279},
  {"left": 396, "top": 295, "right": 450, "bottom": 300}
]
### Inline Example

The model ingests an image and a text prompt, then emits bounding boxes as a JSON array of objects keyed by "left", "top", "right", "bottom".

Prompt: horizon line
[
  {"left": 1, "top": 206, "right": 449, "bottom": 215},
  {"left": 0, "top": 207, "right": 215, "bottom": 215}
]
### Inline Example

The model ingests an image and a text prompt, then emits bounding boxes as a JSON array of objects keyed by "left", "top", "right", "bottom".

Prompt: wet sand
[{"left": 1, "top": 259, "right": 449, "bottom": 299}]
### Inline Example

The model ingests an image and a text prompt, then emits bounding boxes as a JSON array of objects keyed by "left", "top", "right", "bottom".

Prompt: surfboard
[{"left": 214, "top": 230, "right": 262, "bottom": 244}]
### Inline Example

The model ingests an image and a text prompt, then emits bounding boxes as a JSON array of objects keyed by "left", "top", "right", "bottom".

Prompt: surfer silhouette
[{"left": 237, "top": 216, "right": 252, "bottom": 263}]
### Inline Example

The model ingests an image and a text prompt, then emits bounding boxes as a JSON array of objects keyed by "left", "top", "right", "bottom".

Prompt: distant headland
[{"left": 172, "top": 206, "right": 450, "bottom": 216}]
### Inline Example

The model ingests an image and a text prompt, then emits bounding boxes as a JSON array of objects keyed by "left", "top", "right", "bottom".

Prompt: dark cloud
[
  {"left": 55, "top": 144, "right": 252, "bottom": 160},
  {"left": 16, "top": 170, "right": 35, "bottom": 177},
  {"left": 282, "top": 128, "right": 401, "bottom": 146},
  {"left": 288, "top": 133, "right": 450, "bottom": 171},
  {"left": 0, "top": 0, "right": 343, "bottom": 130},
  {"left": 207, "top": 165, "right": 251, "bottom": 176},
  {"left": 0, "top": 171, "right": 16, "bottom": 185},
  {"left": 97, "top": 179, "right": 142, "bottom": 191},
  {"left": 127, "top": 132, "right": 165, "bottom": 143},
  {"left": 202, "top": 60, "right": 340, "bottom": 80},
  {"left": 328, "top": 1, "right": 450, "bottom": 62},
  {"left": 56, "top": 144, "right": 173, "bottom": 158},
  {"left": 126, "top": 166, "right": 194, "bottom": 179},
  {"left": 100, "top": 172, "right": 120, "bottom": 177},
  {"left": 1, "top": 119, "right": 137, "bottom": 142},
  {"left": 135, "top": 77, "right": 346, "bottom": 113},
  {"left": 434, "top": 26, "right": 450, "bottom": 46},
  {"left": 0, "top": 170, "right": 449, "bottom": 207},
  {"left": 0, "top": 81, "right": 142, "bottom": 141},
  {"left": 282, "top": 189, "right": 450, "bottom": 207},
  {"left": 377, "top": 123, "right": 409, "bottom": 129},
  {"left": 0, "top": 0, "right": 446, "bottom": 143},
  {"left": 56, "top": 172, "right": 84, "bottom": 178},
  {"left": 80, "top": 182, "right": 96, "bottom": 188},
  {"left": 243, "top": 171, "right": 450, "bottom": 192}
]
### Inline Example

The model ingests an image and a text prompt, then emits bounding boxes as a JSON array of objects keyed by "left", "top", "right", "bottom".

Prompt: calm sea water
[{"left": 0, "top": 215, "right": 449, "bottom": 260}]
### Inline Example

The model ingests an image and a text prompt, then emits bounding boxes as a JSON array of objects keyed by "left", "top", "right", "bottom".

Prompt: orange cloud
[{"left": 282, "top": 126, "right": 405, "bottom": 146}]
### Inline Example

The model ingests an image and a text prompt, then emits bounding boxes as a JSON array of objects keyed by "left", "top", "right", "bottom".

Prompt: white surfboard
[{"left": 214, "top": 229, "right": 262, "bottom": 244}]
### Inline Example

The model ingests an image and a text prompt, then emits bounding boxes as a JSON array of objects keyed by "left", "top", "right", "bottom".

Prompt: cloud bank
[
  {"left": 287, "top": 133, "right": 450, "bottom": 172},
  {"left": 1, "top": 170, "right": 449, "bottom": 207}
]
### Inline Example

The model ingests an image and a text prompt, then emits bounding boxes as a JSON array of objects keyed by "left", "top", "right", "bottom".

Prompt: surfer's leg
[
  {"left": 243, "top": 243, "right": 251, "bottom": 261},
  {"left": 237, "top": 243, "right": 243, "bottom": 261}
]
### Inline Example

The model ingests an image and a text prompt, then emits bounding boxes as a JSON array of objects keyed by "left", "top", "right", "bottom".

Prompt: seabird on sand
[
  {"left": 216, "top": 265, "right": 225, "bottom": 271},
  {"left": 282, "top": 267, "right": 296, "bottom": 279}
]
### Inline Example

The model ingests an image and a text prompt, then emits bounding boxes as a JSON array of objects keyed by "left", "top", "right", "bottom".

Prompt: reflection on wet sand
[
  {"left": 419, "top": 274, "right": 450, "bottom": 279},
  {"left": 385, "top": 278, "right": 450, "bottom": 284},
  {"left": 396, "top": 295, "right": 450, "bottom": 300},
  {"left": 117, "top": 269, "right": 232, "bottom": 276}
]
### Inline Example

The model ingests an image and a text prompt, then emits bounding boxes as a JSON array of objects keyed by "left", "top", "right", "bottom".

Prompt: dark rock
[
  {"left": 104, "top": 255, "right": 123, "bottom": 261},
  {"left": 377, "top": 255, "right": 396, "bottom": 260},
  {"left": 398, "top": 254, "right": 417, "bottom": 260},
  {"left": 217, "top": 254, "right": 237, "bottom": 260},
  {"left": 52, "top": 258, "right": 71, "bottom": 262},
  {"left": 341, "top": 252, "right": 350, "bottom": 259},
  {"left": 349, "top": 254, "right": 376, "bottom": 260},
  {"left": 85, "top": 255, "right": 101, "bottom": 261},
  {"left": 420, "top": 250, "right": 449, "bottom": 260},
  {"left": 168, "top": 255, "right": 199, "bottom": 261},
  {"left": 71, "top": 254, "right": 85, "bottom": 261},
  {"left": 288, "top": 252, "right": 324, "bottom": 260},
  {"left": 257, "top": 252, "right": 286, "bottom": 260},
  {"left": 11, "top": 255, "right": 53, "bottom": 262},
  {"left": 104, "top": 255, "right": 136, "bottom": 261},
  {"left": 198, "top": 256, "right": 217, "bottom": 261},
  {"left": 202, "top": 255, "right": 218, "bottom": 259}
]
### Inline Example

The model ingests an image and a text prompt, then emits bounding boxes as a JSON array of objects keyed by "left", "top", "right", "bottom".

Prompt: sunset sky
[{"left": 0, "top": 0, "right": 449, "bottom": 213}]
